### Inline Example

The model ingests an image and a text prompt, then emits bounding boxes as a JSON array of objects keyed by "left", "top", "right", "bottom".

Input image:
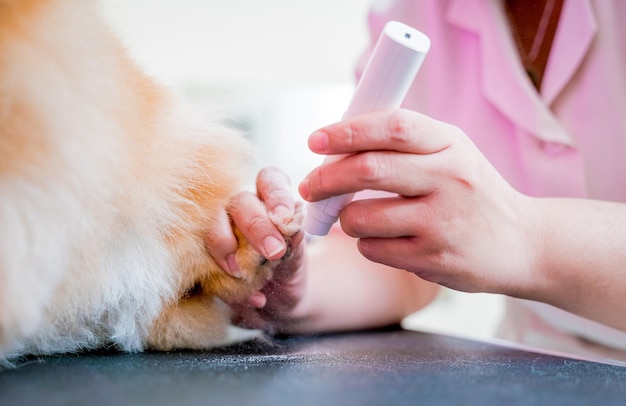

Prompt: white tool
[{"left": 303, "top": 21, "right": 430, "bottom": 236}]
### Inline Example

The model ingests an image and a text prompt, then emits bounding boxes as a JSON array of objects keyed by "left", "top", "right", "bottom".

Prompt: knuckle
[
  {"left": 386, "top": 110, "right": 414, "bottom": 145},
  {"left": 355, "top": 153, "right": 387, "bottom": 183},
  {"left": 344, "top": 121, "right": 359, "bottom": 150},
  {"left": 246, "top": 212, "right": 269, "bottom": 234},
  {"left": 227, "top": 191, "right": 252, "bottom": 214}
]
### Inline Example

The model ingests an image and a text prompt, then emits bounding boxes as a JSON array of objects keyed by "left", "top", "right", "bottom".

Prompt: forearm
[
  {"left": 280, "top": 229, "right": 439, "bottom": 334},
  {"left": 524, "top": 197, "right": 626, "bottom": 331}
]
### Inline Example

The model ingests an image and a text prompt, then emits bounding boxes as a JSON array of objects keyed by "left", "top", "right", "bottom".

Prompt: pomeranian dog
[{"left": 0, "top": 0, "right": 302, "bottom": 366}]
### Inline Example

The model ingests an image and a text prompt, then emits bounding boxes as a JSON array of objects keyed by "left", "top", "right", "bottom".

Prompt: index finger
[
  {"left": 308, "top": 109, "right": 453, "bottom": 156},
  {"left": 256, "top": 167, "right": 296, "bottom": 227}
]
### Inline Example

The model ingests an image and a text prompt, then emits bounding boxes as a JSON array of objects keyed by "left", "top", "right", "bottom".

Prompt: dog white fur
[{"left": 0, "top": 0, "right": 301, "bottom": 367}]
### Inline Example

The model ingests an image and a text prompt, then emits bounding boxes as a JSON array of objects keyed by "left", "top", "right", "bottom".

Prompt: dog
[{"left": 0, "top": 0, "right": 302, "bottom": 367}]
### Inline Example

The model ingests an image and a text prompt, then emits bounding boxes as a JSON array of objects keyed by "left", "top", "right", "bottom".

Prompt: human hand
[
  {"left": 298, "top": 109, "right": 539, "bottom": 297},
  {"left": 205, "top": 166, "right": 307, "bottom": 332}
]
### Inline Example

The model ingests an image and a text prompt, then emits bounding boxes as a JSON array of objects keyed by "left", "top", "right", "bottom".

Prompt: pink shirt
[{"left": 363, "top": 0, "right": 626, "bottom": 359}]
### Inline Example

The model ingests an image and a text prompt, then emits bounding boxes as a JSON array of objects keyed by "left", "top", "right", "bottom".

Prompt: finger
[
  {"left": 340, "top": 196, "right": 433, "bottom": 239},
  {"left": 356, "top": 237, "right": 450, "bottom": 288},
  {"left": 356, "top": 236, "right": 426, "bottom": 272},
  {"left": 246, "top": 291, "right": 267, "bottom": 308},
  {"left": 204, "top": 208, "right": 240, "bottom": 277},
  {"left": 256, "top": 167, "right": 295, "bottom": 226},
  {"left": 308, "top": 109, "right": 453, "bottom": 156},
  {"left": 358, "top": 235, "right": 439, "bottom": 276},
  {"left": 300, "top": 150, "right": 444, "bottom": 202},
  {"left": 357, "top": 236, "right": 414, "bottom": 269},
  {"left": 228, "top": 191, "right": 287, "bottom": 260}
]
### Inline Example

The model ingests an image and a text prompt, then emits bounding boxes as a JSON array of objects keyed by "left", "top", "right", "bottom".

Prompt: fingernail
[
  {"left": 248, "top": 292, "right": 267, "bottom": 308},
  {"left": 226, "top": 254, "right": 243, "bottom": 278},
  {"left": 309, "top": 130, "right": 329, "bottom": 152},
  {"left": 263, "top": 235, "right": 284, "bottom": 259}
]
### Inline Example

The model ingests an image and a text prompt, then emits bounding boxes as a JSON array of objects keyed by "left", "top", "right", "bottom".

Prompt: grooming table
[{"left": 1, "top": 328, "right": 625, "bottom": 405}]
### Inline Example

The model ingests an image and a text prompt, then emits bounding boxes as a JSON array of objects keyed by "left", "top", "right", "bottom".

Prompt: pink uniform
[{"left": 362, "top": 0, "right": 626, "bottom": 361}]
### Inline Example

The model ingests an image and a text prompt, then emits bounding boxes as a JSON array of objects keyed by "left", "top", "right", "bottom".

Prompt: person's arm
[
  {"left": 206, "top": 166, "right": 438, "bottom": 335},
  {"left": 527, "top": 197, "right": 626, "bottom": 332},
  {"left": 299, "top": 108, "right": 626, "bottom": 332}
]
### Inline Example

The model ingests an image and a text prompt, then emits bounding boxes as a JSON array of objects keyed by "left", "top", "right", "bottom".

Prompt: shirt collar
[
  {"left": 542, "top": 0, "right": 597, "bottom": 105},
  {"left": 444, "top": 0, "right": 596, "bottom": 146}
]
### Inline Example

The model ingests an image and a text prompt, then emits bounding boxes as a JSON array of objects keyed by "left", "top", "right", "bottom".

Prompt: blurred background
[{"left": 101, "top": 0, "right": 505, "bottom": 342}]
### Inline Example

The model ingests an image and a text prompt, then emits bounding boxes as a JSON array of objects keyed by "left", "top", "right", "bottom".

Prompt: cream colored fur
[{"left": 0, "top": 0, "right": 301, "bottom": 367}]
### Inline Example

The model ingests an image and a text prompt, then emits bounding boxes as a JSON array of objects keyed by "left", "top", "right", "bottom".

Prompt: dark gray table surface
[{"left": 1, "top": 328, "right": 625, "bottom": 405}]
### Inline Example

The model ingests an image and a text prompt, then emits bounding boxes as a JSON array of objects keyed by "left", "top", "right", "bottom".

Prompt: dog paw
[
  {"left": 146, "top": 201, "right": 303, "bottom": 351},
  {"left": 210, "top": 201, "right": 304, "bottom": 305}
]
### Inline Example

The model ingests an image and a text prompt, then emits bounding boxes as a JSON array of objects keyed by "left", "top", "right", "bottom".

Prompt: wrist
[
  {"left": 517, "top": 197, "right": 583, "bottom": 308},
  {"left": 496, "top": 194, "right": 551, "bottom": 302},
  {"left": 521, "top": 197, "right": 553, "bottom": 301}
]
